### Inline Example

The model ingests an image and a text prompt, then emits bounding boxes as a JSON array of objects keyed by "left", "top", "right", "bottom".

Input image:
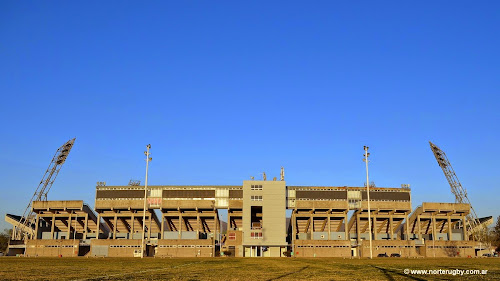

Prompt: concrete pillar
[
  {"left": 34, "top": 215, "right": 40, "bottom": 240},
  {"left": 417, "top": 216, "right": 422, "bottom": 241},
  {"left": 131, "top": 213, "right": 135, "bottom": 236},
  {"left": 113, "top": 213, "right": 117, "bottom": 239},
  {"left": 291, "top": 210, "right": 296, "bottom": 251},
  {"left": 96, "top": 214, "right": 100, "bottom": 240},
  {"left": 84, "top": 214, "right": 89, "bottom": 239},
  {"left": 405, "top": 213, "right": 410, "bottom": 241},
  {"left": 447, "top": 215, "right": 452, "bottom": 241},
  {"left": 432, "top": 216, "right": 437, "bottom": 241},
  {"left": 344, "top": 212, "right": 348, "bottom": 241},
  {"left": 178, "top": 211, "right": 182, "bottom": 239},
  {"left": 161, "top": 213, "right": 165, "bottom": 239},
  {"left": 197, "top": 209, "right": 200, "bottom": 235},
  {"left": 389, "top": 215, "right": 394, "bottom": 240},
  {"left": 67, "top": 212, "right": 72, "bottom": 239},
  {"left": 327, "top": 211, "right": 331, "bottom": 239},
  {"left": 51, "top": 213, "right": 56, "bottom": 239},
  {"left": 310, "top": 210, "right": 314, "bottom": 240},
  {"left": 148, "top": 211, "right": 152, "bottom": 239},
  {"left": 372, "top": 213, "right": 377, "bottom": 240},
  {"left": 356, "top": 214, "right": 361, "bottom": 244},
  {"left": 462, "top": 216, "right": 468, "bottom": 241}
]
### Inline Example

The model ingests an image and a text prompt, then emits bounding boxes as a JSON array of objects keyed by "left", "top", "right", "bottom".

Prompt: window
[
  {"left": 251, "top": 232, "right": 263, "bottom": 239},
  {"left": 251, "top": 185, "right": 263, "bottom": 190},
  {"left": 228, "top": 233, "right": 236, "bottom": 240},
  {"left": 251, "top": 195, "right": 263, "bottom": 201}
]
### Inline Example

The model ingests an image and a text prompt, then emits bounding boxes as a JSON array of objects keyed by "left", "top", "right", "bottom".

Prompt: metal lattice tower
[
  {"left": 429, "top": 141, "right": 483, "bottom": 240},
  {"left": 13, "top": 138, "right": 76, "bottom": 240}
]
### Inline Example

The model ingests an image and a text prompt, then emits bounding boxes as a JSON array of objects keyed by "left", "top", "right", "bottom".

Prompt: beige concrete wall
[
  {"left": 156, "top": 239, "right": 214, "bottom": 257},
  {"left": 91, "top": 239, "right": 142, "bottom": 257},
  {"left": 293, "top": 240, "right": 351, "bottom": 257},
  {"left": 33, "top": 200, "right": 83, "bottom": 210},
  {"left": 242, "top": 181, "right": 287, "bottom": 247},
  {"left": 423, "top": 240, "right": 477, "bottom": 257},
  {"left": 359, "top": 240, "right": 417, "bottom": 257},
  {"left": 25, "top": 239, "right": 79, "bottom": 257}
]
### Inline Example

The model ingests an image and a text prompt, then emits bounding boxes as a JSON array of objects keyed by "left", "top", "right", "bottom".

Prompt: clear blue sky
[{"left": 1, "top": 1, "right": 499, "bottom": 231}]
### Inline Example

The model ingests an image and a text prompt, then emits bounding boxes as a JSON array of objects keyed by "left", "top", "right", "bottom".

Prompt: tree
[
  {"left": 0, "top": 229, "right": 12, "bottom": 253},
  {"left": 494, "top": 216, "right": 500, "bottom": 252}
]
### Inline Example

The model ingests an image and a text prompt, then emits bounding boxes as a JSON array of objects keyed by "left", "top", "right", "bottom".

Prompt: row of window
[
  {"left": 427, "top": 246, "right": 472, "bottom": 249},
  {"left": 28, "top": 245, "right": 77, "bottom": 248},
  {"left": 297, "top": 245, "right": 350, "bottom": 248},
  {"left": 364, "top": 245, "right": 414, "bottom": 248},
  {"left": 251, "top": 185, "right": 263, "bottom": 190},
  {"left": 251, "top": 195, "right": 263, "bottom": 201},
  {"left": 159, "top": 245, "right": 213, "bottom": 248},
  {"left": 228, "top": 233, "right": 236, "bottom": 240},
  {"left": 250, "top": 232, "right": 263, "bottom": 239},
  {"left": 110, "top": 245, "right": 141, "bottom": 248}
]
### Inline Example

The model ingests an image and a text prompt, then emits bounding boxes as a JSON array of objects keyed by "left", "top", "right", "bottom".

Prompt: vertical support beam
[
  {"left": 327, "top": 210, "right": 331, "bottom": 239},
  {"left": 462, "top": 215, "right": 468, "bottom": 241},
  {"left": 417, "top": 216, "right": 422, "bottom": 241},
  {"left": 197, "top": 208, "right": 200, "bottom": 236},
  {"left": 67, "top": 211, "right": 72, "bottom": 240},
  {"left": 161, "top": 212, "right": 165, "bottom": 239},
  {"left": 148, "top": 211, "right": 152, "bottom": 239},
  {"left": 291, "top": 210, "right": 296, "bottom": 254},
  {"left": 447, "top": 215, "right": 452, "bottom": 241},
  {"left": 344, "top": 212, "right": 348, "bottom": 241},
  {"left": 131, "top": 213, "right": 135, "bottom": 237},
  {"left": 405, "top": 212, "right": 410, "bottom": 241},
  {"left": 178, "top": 209, "right": 182, "bottom": 239},
  {"left": 96, "top": 213, "right": 100, "bottom": 239},
  {"left": 113, "top": 212, "right": 117, "bottom": 239},
  {"left": 34, "top": 215, "right": 40, "bottom": 240},
  {"left": 356, "top": 214, "right": 361, "bottom": 244},
  {"left": 389, "top": 215, "right": 394, "bottom": 240},
  {"left": 310, "top": 210, "right": 314, "bottom": 240},
  {"left": 84, "top": 213, "right": 89, "bottom": 239},
  {"left": 432, "top": 216, "right": 437, "bottom": 241},
  {"left": 372, "top": 213, "right": 377, "bottom": 241},
  {"left": 51, "top": 213, "right": 56, "bottom": 239}
]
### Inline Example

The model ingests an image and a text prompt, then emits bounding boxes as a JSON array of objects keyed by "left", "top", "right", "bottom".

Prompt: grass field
[{"left": 0, "top": 257, "right": 499, "bottom": 280}]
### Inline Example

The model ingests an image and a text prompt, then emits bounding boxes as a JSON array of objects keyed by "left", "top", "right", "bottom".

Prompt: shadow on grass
[
  {"left": 372, "top": 266, "right": 427, "bottom": 281},
  {"left": 266, "top": 265, "right": 310, "bottom": 281}
]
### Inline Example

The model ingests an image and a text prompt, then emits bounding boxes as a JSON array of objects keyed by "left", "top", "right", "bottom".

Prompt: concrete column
[
  {"left": 67, "top": 212, "right": 72, "bottom": 239},
  {"left": 417, "top": 216, "right": 422, "bottom": 241},
  {"left": 462, "top": 216, "right": 468, "bottom": 241},
  {"left": 148, "top": 211, "right": 152, "bottom": 239},
  {"left": 113, "top": 213, "right": 117, "bottom": 239},
  {"left": 310, "top": 210, "right": 314, "bottom": 240},
  {"left": 432, "top": 216, "right": 437, "bottom": 241},
  {"left": 356, "top": 214, "right": 361, "bottom": 244},
  {"left": 327, "top": 211, "right": 331, "bottom": 240},
  {"left": 372, "top": 213, "right": 377, "bottom": 240},
  {"left": 405, "top": 213, "right": 410, "bottom": 241},
  {"left": 447, "top": 215, "right": 452, "bottom": 241},
  {"left": 389, "top": 215, "right": 394, "bottom": 240},
  {"left": 51, "top": 213, "right": 56, "bottom": 239},
  {"left": 161, "top": 213, "right": 165, "bottom": 239},
  {"left": 197, "top": 209, "right": 200, "bottom": 235},
  {"left": 131, "top": 213, "right": 135, "bottom": 236},
  {"left": 34, "top": 215, "right": 40, "bottom": 240},
  {"left": 96, "top": 214, "right": 100, "bottom": 240},
  {"left": 178, "top": 211, "right": 182, "bottom": 239},
  {"left": 84, "top": 214, "right": 89, "bottom": 239},
  {"left": 344, "top": 212, "right": 348, "bottom": 241}
]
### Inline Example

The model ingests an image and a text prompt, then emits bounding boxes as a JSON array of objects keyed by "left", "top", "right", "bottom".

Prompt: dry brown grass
[{"left": 0, "top": 257, "right": 499, "bottom": 280}]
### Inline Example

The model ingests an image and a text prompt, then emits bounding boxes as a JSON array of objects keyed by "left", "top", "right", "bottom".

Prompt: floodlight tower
[
  {"left": 363, "top": 146, "right": 373, "bottom": 259},
  {"left": 13, "top": 138, "right": 76, "bottom": 240},
  {"left": 141, "top": 144, "right": 152, "bottom": 258}
]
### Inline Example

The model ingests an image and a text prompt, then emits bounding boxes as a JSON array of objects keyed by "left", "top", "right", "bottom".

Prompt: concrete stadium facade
[{"left": 6, "top": 180, "right": 483, "bottom": 258}]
